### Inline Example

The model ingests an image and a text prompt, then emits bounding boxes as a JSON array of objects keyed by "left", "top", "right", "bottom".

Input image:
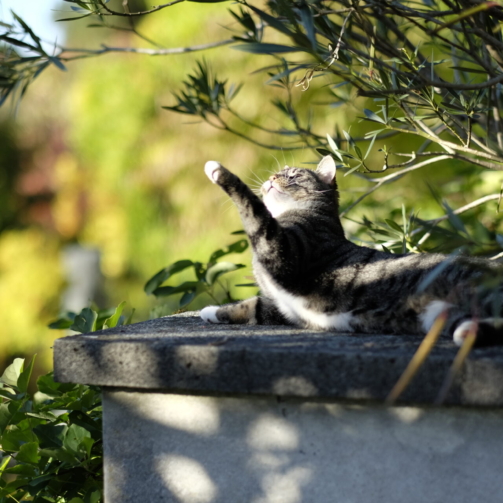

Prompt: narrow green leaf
[
  {"left": 144, "top": 260, "right": 193, "bottom": 295},
  {"left": 316, "top": 148, "right": 332, "bottom": 157},
  {"left": 417, "top": 254, "right": 459, "bottom": 293},
  {"left": 326, "top": 134, "right": 343, "bottom": 161},
  {"left": 11, "top": 12, "right": 44, "bottom": 52},
  {"left": 0, "top": 455, "right": 11, "bottom": 477},
  {"left": 233, "top": 43, "right": 306, "bottom": 54},
  {"left": 125, "top": 308, "right": 135, "bottom": 325},
  {"left": 179, "top": 290, "right": 197, "bottom": 308},
  {"left": 343, "top": 130, "right": 356, "bottom": 150},
  {"left": 364, "top": 134, "right": 377, "bottom": 160},
  {"left": 209, "top": 239, "right": 248, "bottom": 262},
  {"left": 0, "top": 403, "right": 11, "bottom": 434},
  {"left": 49, "top": 56, "right": 66, "bottom": 72},
  {"left": 48, "top": 317, "right": 75, "bottom": 329},
  {"left": 363, "top": 108, "right": 386, "bottom": 124},
  {"left": 385, "top": 219, "right": 405, "bottom": 234},
  {"left": 449, "top": 65, "right": 488, "bottom": 75},
  {"left": 152, "top": 281, "right": 200, "bottom": 297},
  {"left": 344, "top": 163, "right": 363, "bottom": 176},
  {"left": 17, "top": 355, "right": 36, "bottom": 394},
  {"left": 103, "top": 301, "right": 126, "bottom": 330},
  {"left": 432, "top": 2, "right": 499, "bottom": 34},
  {"left": 0, "top": 35, "right": 38, "bottom": 51},
  {"left": 206, "top": 262, "right": 245, "bottom": 286},
  {"left": 443, "top": 200, "right": 468, "bottom": 236},
  {"left": 297, "top": 5, "right": 316, "bottom": 48},
  {"left": 247, "top": 4, "right": 294, "bottom": 36}
]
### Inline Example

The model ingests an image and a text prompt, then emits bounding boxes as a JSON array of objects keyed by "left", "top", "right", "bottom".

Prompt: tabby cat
[{"left": 201, "top": 156, "right": 503, "bottom": 347}]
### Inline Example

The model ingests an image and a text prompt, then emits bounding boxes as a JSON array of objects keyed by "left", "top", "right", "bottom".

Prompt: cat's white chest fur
[{"left": 258, "top": 267, "right": 357, "bottom": 331}]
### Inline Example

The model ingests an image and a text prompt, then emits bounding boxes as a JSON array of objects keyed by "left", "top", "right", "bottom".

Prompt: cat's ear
[{"left": 316, "top": 155, "right": 336, "bottom": 185}]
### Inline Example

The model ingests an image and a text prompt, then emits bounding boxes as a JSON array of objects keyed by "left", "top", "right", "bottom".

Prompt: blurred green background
[{"left": 0, "top": 0, "right": 501, "bottom": 374}]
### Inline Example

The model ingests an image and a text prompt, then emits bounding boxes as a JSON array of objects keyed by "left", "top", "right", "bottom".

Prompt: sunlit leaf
[
  {"left": 206, "top": 262, "right": 245, "bottom": 286},
  {"left": 363, "top": 108, "right": 386, "bottom": 124},
  {"left": 209, "top": 239, "right": 248, "bottom": 262},
  {"left": 0, "top": 359, "right": 24, "bottom": 388},
  {"left": 144, "top": 260, "right": 194, "bottom": 295},
  {"left": 103, "top": 301, "right": 127, "bottom": 330},
  {"left": 326, "top": 134, "right": 343, "bottom": 161}
]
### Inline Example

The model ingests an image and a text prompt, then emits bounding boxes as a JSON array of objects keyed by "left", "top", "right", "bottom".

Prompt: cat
[{"left": 200, "top": 156, "right": 503, "bottom": 347}]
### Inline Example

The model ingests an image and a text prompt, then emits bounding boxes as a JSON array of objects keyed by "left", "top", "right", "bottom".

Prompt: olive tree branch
[
  {"left": 340, "top": 155, "right": 452, "bottom": 217},
  {"left": 58, "top": 38, "right": 235, "bottom": 59},
  {"left": 96, "top": 0, "right": 185, "bottom": 17}
]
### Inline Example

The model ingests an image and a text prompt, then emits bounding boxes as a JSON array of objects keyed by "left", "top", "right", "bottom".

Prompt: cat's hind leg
[
  {"left": 420, "top": 302, "right": 503, "bottom": 347},
  {"left": 453, "top": 318, "right": 503, "bottom": 347},
  {"left": 200, "top": 296, "right": 288, "bottom": 325}
]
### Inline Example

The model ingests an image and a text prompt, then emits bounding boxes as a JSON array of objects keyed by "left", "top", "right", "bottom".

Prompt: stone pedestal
[{"left": 54, "top": 312, "right": 503, "bottom": 503}]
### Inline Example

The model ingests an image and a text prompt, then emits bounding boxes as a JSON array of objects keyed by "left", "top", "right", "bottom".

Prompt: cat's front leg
[
  {"left": 200, "top": 296, "right": 288, "bottom": 325},
  {"left": 204, "top": 161, "right": 277, "bottom": 239}
]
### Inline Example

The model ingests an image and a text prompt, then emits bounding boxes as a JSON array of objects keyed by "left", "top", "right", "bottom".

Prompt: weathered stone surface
[
  {"left": 103, "top": 391, "right": 503, "bottom": 503},
  {"left": 54, "top": 312, "right": 503, "bottom": 405}
]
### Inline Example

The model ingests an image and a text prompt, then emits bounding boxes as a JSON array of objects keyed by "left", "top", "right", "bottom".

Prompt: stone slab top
[{"left": 53, "top": 312, "right": 503, "bottom": 406}]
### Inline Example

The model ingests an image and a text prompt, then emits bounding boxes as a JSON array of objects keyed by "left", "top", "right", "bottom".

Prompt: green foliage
[
  {"left": 145, "top": 234, "right": 250, "bottom": 308},
  {"left": 48, "top": 302, "right": 134, "bottom": 333},
  {"left": 0, "top": 301, "right": 132, "bottom": 501},
  {"left": 0, "top": 13, "right": 67, "bottom": 106},
  {"left": 2, "top": 0, "right": 502, "bottom": 259},
  {"left": 0, "top": 357, "right": 103, "bottom": 503}
]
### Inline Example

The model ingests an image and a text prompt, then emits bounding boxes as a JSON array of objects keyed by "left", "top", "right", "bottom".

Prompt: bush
[{"left": 0, "top": 357, "right": 103, "bottom": 503}]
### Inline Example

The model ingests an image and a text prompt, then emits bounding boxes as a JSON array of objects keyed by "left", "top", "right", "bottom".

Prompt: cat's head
[{"left": 261, "top": 156, "right": 338, "bottom": 218}]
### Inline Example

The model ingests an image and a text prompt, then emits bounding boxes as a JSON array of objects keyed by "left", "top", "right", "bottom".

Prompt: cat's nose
[{"left": 270, "top": 174, "right": 277, "bottom": 181}]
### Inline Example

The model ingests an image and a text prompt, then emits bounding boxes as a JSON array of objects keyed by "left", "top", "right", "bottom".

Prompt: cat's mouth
[{"left": 262, "top": 180, "right": 284, "bottom": 195}]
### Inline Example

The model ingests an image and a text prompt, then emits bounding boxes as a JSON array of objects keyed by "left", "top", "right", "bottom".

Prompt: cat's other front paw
[
  {"left": 200, "top": 305, "right": 228, "bottom": 324},
  {"left": 204, "top": 161, "right": 223, "bottom": 184}
]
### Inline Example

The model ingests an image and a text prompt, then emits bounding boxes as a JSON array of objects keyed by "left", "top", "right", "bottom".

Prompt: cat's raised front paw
[
  {"left": 201, "top": 305, "right": 227, "bottom": 324},
  {"left": 204, "top": 161, "right": 222, "bottom": 184}
]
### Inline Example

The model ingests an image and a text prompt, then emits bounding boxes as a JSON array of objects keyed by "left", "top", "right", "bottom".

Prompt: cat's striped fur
[{"left": 201, "top": 157, "right": 503, "bottom": 347}]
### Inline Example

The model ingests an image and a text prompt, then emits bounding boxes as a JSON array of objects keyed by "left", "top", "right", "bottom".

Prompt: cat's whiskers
[
  {"left": 269, "top": 154, "right": 281, "bottom": 171},
  {"left": 219, "top": 197, "right": 235, "bottom": 213},
  {"left": 247, "top": 171, "right": 265, "bottom": 188}
]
